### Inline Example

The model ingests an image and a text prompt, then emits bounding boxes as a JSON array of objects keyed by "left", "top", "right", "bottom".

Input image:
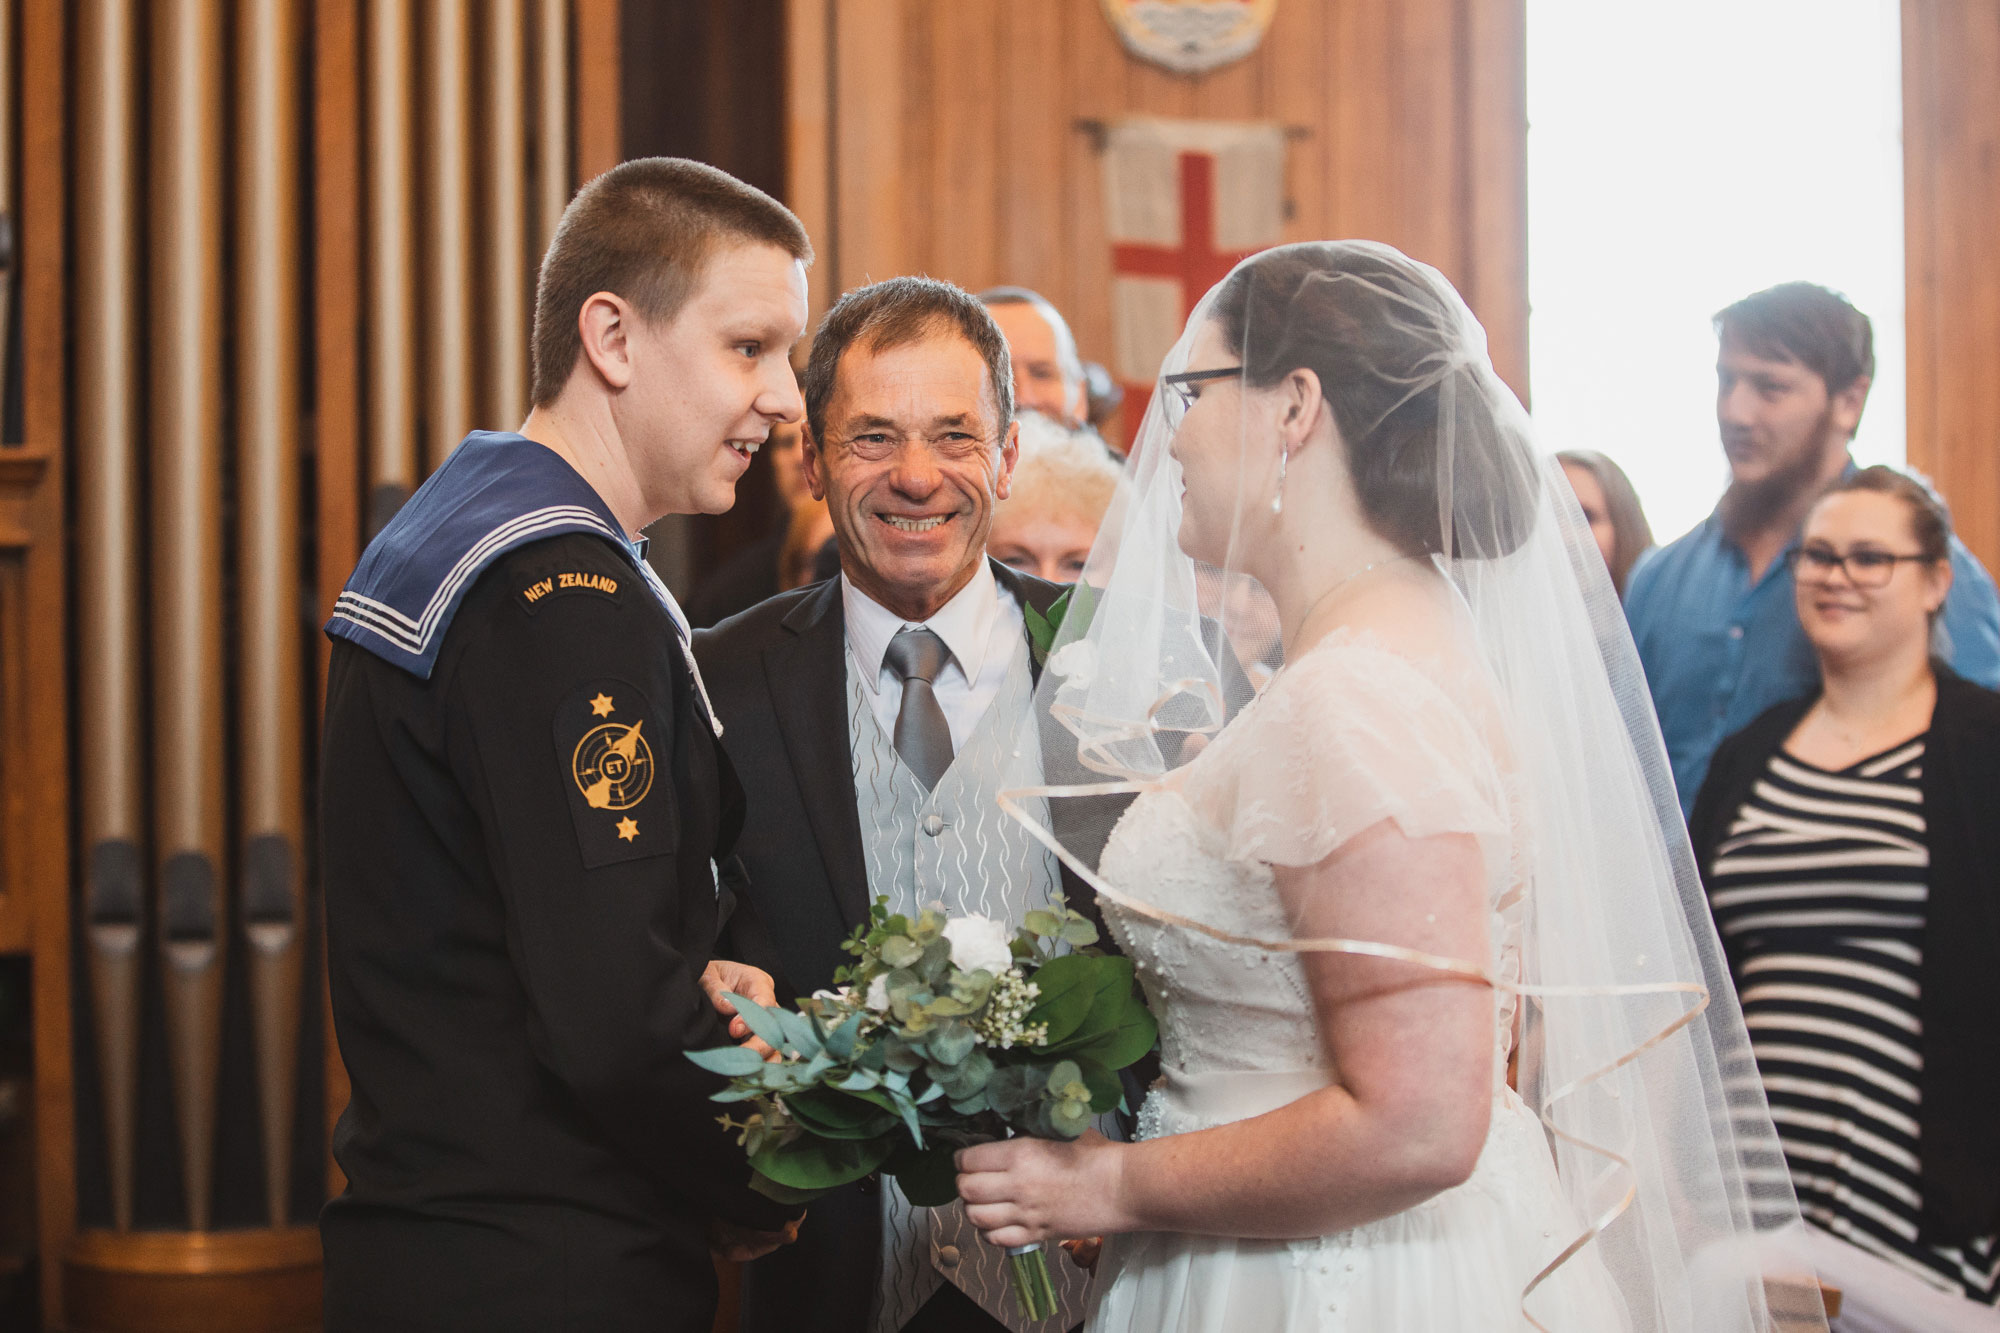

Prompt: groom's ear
[{"left": 576, "top": 290, "right": 636, "bottom": 391}]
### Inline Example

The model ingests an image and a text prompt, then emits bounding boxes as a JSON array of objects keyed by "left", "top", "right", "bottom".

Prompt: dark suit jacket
[
  {"left": 1688, "top": 665, "right": 2000, "bottom": 1244},
  {"left": 693, "top": 562, "right": 1094, "bottom": 1333}
]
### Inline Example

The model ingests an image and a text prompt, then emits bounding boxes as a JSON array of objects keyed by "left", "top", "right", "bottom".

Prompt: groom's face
[
  {"left": 615, "top": 241, "right": 810, "bottom": 517},
  {"left": 805, "top": 332, "right": 1019, "bottom": 620}
]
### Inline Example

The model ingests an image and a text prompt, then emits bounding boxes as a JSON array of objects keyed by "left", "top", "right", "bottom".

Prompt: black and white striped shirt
[{"left": 1708, "top": 735, "right": 2000, "bottom": 1303}]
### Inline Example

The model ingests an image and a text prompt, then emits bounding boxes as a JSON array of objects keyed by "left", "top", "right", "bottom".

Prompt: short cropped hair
[
  {"left": 530, "top": 157, "right": 812, "bottom": 406},
  {"left": 1714, "top": 282, "right": 1875, "bottom": 397},
  {"left": 802, "top": 277, "right": 1013, "bottom": 442},
  {"left": 977, "top": 285, "right": 1085, "bottom": 379}
]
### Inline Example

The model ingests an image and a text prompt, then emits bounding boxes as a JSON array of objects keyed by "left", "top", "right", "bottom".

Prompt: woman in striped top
[{"left": 1691, "top": 466, "right": 2000, "bottom": 1331}]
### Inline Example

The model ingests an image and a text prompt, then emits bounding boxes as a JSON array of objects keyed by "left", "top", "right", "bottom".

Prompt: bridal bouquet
[{"left": 689, "top": 895, "right": 1156, "bottom": 1319}]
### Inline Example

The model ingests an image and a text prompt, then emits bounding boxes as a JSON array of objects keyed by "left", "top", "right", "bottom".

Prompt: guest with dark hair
[
  {"left": 1691, "top": 466, "right": 2000, "bottom": 1331},
  {"left": 1625, "top": 281, "right": 2000, "bottom": 813},
  {"left": 1556, "top": 449, "right": 1653, "bottom": 597}
]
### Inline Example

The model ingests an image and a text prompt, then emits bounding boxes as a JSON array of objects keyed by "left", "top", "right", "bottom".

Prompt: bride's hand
[{"left": 955, "top": 1129, "right": 1130, "bottom": 1248}]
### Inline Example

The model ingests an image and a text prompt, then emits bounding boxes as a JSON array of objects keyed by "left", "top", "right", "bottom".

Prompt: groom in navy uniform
[{"left": 318, "top": 159, "right": 813, "bottom": 1333}]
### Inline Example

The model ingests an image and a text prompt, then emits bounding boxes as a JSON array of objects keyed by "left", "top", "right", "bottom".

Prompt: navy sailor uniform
[{"left": 319, "top": 431, "right": 793, "bottom": 1333}]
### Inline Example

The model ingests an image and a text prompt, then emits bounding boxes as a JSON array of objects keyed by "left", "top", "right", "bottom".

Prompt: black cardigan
[{"left": 1688, "top": 666, "right": 2000, "bottom": 1244}]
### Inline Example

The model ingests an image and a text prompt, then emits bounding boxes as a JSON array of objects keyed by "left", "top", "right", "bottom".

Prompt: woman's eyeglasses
[
  {"left": 1161, "top": 366, "right": 1242, "bottom": 423},
  {"left": 1787, "top": 544, "right": 1938, "bottom": 588}
]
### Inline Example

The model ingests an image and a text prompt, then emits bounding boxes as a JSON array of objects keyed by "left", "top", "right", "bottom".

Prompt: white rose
[
  {"left": 942, "top": 915, "right": 1014, "bottom": 976},
  {"left": 1047, "top": 639, "right": 1098, "bottom": 689},
  {"left": 865, "top": 974, "right": 892, "bottom": 1012}
]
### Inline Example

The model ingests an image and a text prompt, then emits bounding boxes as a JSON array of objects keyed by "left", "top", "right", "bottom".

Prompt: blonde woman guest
[
  {"left": 1556, "top": 449, "right": 1654, "bottom": 597},
  {"left": 986, "top": 413, "right": 1122, "bottom": 584},
  {"left": 1691, "top": 466, "right": 2000, "bottom": 1331}
]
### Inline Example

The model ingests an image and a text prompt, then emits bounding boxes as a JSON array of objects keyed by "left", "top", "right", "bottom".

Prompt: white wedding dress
[{"left": 1086, "top": 629, "right": 1631, "bottom": 1332}]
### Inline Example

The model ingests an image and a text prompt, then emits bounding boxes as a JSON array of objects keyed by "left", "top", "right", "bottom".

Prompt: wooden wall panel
[
  {"left": 1903, "top": 0, "right": 2000, "bottom": 574},
  {"left": 792, "top": 0, "right": 1530, "bottom": 404}
]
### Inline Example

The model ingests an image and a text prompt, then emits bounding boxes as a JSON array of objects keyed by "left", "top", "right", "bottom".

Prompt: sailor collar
[{"left": 327, "top": 430, "right": 651, "bottom": 680}]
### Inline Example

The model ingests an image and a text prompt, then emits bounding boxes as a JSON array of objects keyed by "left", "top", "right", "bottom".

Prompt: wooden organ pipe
[
  {"left": 236, "top": 0, "right": 308, "bottom": 1229},
  {"left": 367, "top": 0, "right": 418, "bottom": 533},
  {"left": 150, "top": 0, "right": 228, "bottom": 1232},
  {"left": 486, "top": 0, "right": 530, "bottom": 429},
  {"left": 537, "top": 0, "right": 571, "bottom": 248},
  {"left": 73, "top": 0, "right": 145, "bottom": 1233},
  {"left": 426, "top": 0, "right": 473, "bottom": 463},
  {"left": 0, "top": 0, "right": 12, "bottom": 411}
]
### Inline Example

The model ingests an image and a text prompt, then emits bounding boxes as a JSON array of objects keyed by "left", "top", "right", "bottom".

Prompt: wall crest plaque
[{"left": 1101, "top": 0, "right": 1279, "bottom": 75}]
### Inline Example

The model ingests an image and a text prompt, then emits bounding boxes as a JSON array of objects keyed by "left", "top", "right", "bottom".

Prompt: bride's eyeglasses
[{"left": 1161, "top": 366, "right": 1242, "bottom": 427}]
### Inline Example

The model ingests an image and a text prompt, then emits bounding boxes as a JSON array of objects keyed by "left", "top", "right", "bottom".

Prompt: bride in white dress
[{"left": 964, "top": 243, "right": 1826, "bottom": 1330}]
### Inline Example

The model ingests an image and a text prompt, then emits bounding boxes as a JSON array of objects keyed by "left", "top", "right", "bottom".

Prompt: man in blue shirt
[{"left": 1625, "top": 282, "right": 2000, "bottom": 814}]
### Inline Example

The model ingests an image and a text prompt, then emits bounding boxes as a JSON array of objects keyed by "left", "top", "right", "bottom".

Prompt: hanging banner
[
  {"left": 1101, "top": 116, "right": 1286, "bottom": 447},
  {"left": 1101, "top": 0, "right": 1279, "bottom": 75}
]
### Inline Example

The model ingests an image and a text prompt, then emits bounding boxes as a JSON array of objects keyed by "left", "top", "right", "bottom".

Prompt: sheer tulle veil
[{"left": 999, "top": 241, "right": 1824, "bottom": 1330}]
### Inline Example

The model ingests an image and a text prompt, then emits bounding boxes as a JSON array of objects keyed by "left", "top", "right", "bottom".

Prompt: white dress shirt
[{"left": 842, "top": 560, "right": 1023, "bottom": 756}]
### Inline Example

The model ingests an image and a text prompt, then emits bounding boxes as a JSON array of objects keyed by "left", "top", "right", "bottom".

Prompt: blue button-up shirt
[{"left": 1625, "top": 506, "right": 2000, "bottom": 816}]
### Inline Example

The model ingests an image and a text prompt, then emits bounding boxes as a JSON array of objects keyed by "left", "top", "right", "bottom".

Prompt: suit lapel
[
  {"left": 764, "top": 580, "right": 871, "bottom": 932},
  {"left": 990, "top": 558, "right": 1063, "bottom": 690}
]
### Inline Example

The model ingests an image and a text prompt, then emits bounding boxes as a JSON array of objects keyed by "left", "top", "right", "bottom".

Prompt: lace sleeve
[{"left": 1179, "top": 635, "right": 1511, "bottom": 868}]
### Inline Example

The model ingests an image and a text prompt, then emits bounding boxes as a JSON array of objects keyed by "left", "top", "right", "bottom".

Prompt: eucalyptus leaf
[
  {"left": 1023, "top": 909, "right": 1062, "bottom": 938},
  {"left": 1050, "top": 1098, "right": 1092, "bottom": 1137},
  {"left": 776, "top": 1007, "right": 824, "bottom": 1059},
  {"left": 925, "top": 1021, "right": 976, "bottom": 1067},
  {"left": 686, "top": 1045, "right": 769, "bottom": 1077},
  {"left": 833, "top": 1067, "right": 882, "bottom": 1091},
  {"left": 724, "top": 994, "right": 792, "bottom": 1053},
  {"left": 880, "top": 935, "right": 923, "bottom": 969},
  {"left": 1060, "top": 918, "right": 1100, "bottom": 948},
  {"left": 822, "top": 1010, "right": 867, "bottom": 1062}
]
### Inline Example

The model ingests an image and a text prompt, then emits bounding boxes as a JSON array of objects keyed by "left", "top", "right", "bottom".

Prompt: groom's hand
[
  {"left": 707, "top": 1214, "right": 803, "bottom": 1262},
  {"left": 701, "top": 959, "right": 780, "bottom": 1057}
]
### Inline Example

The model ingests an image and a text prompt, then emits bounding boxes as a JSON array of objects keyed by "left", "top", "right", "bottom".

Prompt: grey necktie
[{"left": 884, "top": 627, "right": 954, "bottom": 790}]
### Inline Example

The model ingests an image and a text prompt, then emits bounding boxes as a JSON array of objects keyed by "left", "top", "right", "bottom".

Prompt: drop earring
[{"left": 1271, "top": 449, "right": 1288, "bottom": 515}]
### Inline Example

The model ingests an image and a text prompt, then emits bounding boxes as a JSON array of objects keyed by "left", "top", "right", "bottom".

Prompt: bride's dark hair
[{"left": 1211, "top": 243, "right": 1538, "bottom": 560}]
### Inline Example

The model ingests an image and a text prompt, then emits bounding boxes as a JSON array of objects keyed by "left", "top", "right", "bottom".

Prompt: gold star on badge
[
  {"left": 616, "top": 817, "right": 640, "bottom": 842},
  {"left": 589, "top": 692, "right": 616, "bottom": 717}
]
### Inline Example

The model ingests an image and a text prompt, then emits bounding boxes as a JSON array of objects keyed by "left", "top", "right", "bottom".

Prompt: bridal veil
[{"left": 1002, "top": 241, "right": 1824, "bottom": 1331}]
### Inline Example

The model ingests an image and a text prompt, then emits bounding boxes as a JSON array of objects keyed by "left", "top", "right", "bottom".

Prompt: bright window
[{"left": 1526, "top": 1, "right": 1906, "bottom": 544}]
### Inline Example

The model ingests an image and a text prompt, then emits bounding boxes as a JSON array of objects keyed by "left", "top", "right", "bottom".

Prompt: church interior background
[{"left": 0, "top": 1, "right": 1997, "bottom": 1328}]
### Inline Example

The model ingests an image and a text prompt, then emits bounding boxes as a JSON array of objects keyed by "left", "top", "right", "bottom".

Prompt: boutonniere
[{"left": 1024, "top": 582, "right": 1098, "bottom": 668}]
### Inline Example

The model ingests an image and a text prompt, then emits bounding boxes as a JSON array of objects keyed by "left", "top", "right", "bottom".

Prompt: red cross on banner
[
  {"left": 1112, "top": 153, "right": 1258, "bottom": 323},
  {"left": 1099, "top": 118, "right": 1287, "bottom": 451}
]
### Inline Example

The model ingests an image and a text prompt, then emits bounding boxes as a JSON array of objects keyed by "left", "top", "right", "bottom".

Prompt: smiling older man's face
[{"left": 804, "top": 331, "right": 1019, "bottom": 621}]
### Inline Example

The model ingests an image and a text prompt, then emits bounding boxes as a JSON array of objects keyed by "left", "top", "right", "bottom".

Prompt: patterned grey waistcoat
[{"left": 847, "top": 637, "right": 1090, "bottom": 1333}]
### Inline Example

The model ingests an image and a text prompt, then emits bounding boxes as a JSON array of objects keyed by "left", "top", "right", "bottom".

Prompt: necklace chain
[{"left": 1295, "top": 554, "right": 1419, "bottom": 632}]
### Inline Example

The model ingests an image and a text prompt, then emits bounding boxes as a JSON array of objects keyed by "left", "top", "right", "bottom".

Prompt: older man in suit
[{"left": 697, "top": 277, "right": 1097, "bottom": 1333}]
